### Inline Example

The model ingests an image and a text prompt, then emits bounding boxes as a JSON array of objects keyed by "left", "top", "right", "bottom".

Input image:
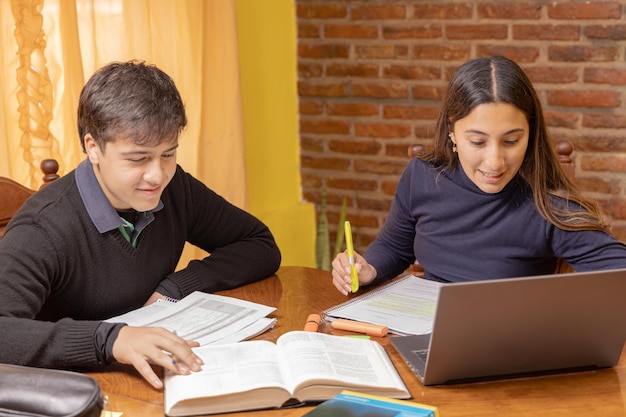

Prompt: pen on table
[{"left": 344, "top": 220, "right": 359, "bottom": 293}]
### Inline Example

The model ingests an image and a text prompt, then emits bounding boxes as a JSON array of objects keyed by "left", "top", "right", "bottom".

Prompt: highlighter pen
[
  {"left": 303, "top": 313, "right": 321, "bottom": 332},
  {"left": 344, "top": 220, "right": 359, "bottom": 293},
  {"left": 331, "top": 318, "right": 388, "bottom": 337}
]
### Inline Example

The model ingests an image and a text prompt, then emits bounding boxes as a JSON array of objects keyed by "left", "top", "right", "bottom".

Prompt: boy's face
[{"left": 84, "top": 134, "right": 178, "bottom": 211}]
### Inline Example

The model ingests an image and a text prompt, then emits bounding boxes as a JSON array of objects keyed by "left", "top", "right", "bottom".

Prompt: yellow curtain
[
  {"left": 1, "top": 0, "right": 246, "bottom": 265},
  {"left": 1, "top": 0, "right": 246, "bottom": 202}
]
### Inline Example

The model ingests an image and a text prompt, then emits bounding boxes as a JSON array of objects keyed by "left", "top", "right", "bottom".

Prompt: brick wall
[{"left": 296, "top": 0, "right": 626, "bottom": 254}]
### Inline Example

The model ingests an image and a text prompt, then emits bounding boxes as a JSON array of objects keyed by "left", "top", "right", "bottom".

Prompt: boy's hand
[{"left": 112, "top": 326, "right": 204, "bottom": 389}]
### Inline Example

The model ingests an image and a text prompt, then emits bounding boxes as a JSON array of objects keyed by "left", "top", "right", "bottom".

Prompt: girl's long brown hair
[{"left": 423, "top": 56, "right": 610, "bottom": 233}]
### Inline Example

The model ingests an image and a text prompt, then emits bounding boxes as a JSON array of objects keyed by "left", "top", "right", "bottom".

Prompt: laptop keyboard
[{"left": 415, "top": 349, "right": 428, "bottom": 363}]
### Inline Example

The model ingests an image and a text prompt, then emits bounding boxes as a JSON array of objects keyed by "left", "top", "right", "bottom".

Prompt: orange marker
[
  {"left": 331, "top": 319, "right": 388, "bottom": 337},
  {"left": 304, "top": 314, "right": 321, "bottom": 332}
]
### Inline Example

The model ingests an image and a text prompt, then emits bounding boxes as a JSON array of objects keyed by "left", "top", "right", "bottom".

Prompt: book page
[
  {"left": 324, "top": 275, "right": 442, "bottom": 335},
  {"left": 106, "top": 291, "right": 276, "bottom": 345},
  {"left": 164, "top": 341, "right": 290, "bottom": 411},
  {"left": 276, "top": 332, "right": 407, "bottom": 398}
]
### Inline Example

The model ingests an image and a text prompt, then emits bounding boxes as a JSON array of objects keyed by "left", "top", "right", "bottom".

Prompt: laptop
[{"left": 391, "top": 268, "right": 626, "bottom": 385}]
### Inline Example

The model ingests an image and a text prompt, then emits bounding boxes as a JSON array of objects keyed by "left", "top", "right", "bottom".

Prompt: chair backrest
[
  {"left": 406, "top": 141, "right": 576, "bottom": 275},
  {"left": 0, "top": 159, "right": 59, "bottom": 239}
]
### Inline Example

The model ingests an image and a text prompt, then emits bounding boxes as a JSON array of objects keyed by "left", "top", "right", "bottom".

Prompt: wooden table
[{"left": 89, "top": 266, "right": 626, "bottom": 416}]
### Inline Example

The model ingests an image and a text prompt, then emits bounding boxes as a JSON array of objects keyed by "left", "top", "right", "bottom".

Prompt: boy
[{"left": 0, "top": 61, "right": 281, "bottom": 388}]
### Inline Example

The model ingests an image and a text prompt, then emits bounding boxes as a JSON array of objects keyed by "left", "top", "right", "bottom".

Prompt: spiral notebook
[{"left": 322, "top": 275, "right": 443, "bottom": 335}]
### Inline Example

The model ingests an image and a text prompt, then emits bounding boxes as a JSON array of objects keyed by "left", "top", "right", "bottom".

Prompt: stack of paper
[{"left": 106, "top": 291, "right": 276, "bottom": 345}]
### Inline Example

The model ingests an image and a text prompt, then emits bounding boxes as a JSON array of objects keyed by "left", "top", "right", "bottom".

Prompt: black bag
[{"left": 0, "top": 364, "right": 104, "bottom": 417}]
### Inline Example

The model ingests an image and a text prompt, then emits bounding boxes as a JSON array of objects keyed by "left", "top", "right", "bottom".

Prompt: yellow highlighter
[{"left": 344, "top": 220, "right": 359, "bottom": 293}]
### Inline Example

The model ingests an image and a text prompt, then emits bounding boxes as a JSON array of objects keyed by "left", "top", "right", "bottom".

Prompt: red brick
[
  {"left": 584, "top": 114, "right": 626, "bottom": 129},
  {"left": 299, "top": 100, "right": 323, "bottom": 115},
  {"left": 478, "top": 4, "right": 541, "bottom": 19},
  {"left": 476, "top": 46, "right": 539, "bottom": 63},
  {"left": 299, "top": 119, "right": 350, "bottom": 134},
  {"left": 524, "top": 67, "right": 578, "bottom": 84},
  {"left": 382, "top": 65, "right": 441, "bottom": 80},
  {"left": 383, "top": 24, "right": 442, "bottom": 39},
  {"left": 356, "top": 197, "right": 393, "bottom": 212},
  {"left": 298, "top": 81, "right": 348, "bottom": 97},
  {"left": 383, "top": 105, "right": 440, "bottom": 120},
  {"left": 355, "top": 123, "right": 412, "bottom": 138},
  {"left": 298, "top": 24, "right": 320, "bottom": 38},
  {"left": 576, "top": 176, "right": 620, "bottom": 195},
  {"left": 326, "top": 177, "right": 378, "bottom": 192},
  {"left": 355, "top": 159, "right": 407, "bottom": 175},
  {"left": 446, "top": 25, "right": 508, "bottom": 40},
  {"left": 352, "top": 83, "right": 409, "bottom": 99},
  {"left": 324, "top": 24, "right": 378, "bottom": 39},
  {"left": 301, "top": 175, "right": 322, "bottom": 189},
  {"left": 386, "top": 143, "right": 414, "bottom": 158},
  {"left": 300, "top": 136, "right": 324, "bottom": 153},
  {"left": 326, "top": 63, "right": 378, "bottom": 78},
  {"left": 414, "top": 125, "right": 438, "bottom": 139},
  {"left": 326, "top": 102, "right": 379, "bottom": 117},
  {"left": 611, "top": 199, "right": 626, "bottom": 219},
  {"left": 413, "top": 4, "right": 472, "bottom": 19},
  {"left": 412, "top": 45, "right": 469, "bottom": 61},
  {"left": 322, "top": 192, "right": 352, "bottom": 207},
  {"left": 328, "top": 139, "right": 382, "bottom": 155},
  {"left": 340, "top": 214, "right": 379, "bottom": 229},
  {"left": 612, "top": 225, "right": 626, "bottom": 242},
  {"left": 548, "top": 2, "right": 621, "bottom": 19},
  {"left": 596, "top": 199, "right": 611, "bottom": 217},
  {"left": 584, "top": 68, "right": 626, "bottom": 85},
  {"left": 298, "top": 63, "right": 323, "bottom": 78},
  {"left": 569, "top": 135, "right": 626, "bottom": 152},
  {"left": 298, "top": 44, "right": 349, "bottom": 59},
  {"left": 301, "top": 155, "right": 351, "bottom": 171},
  {"left": 356, "top": 232, "right": 378, "bottom": 250},
  {"left": 381, "top": 180, "right": 399, "bottom": 196},
  {"left": 411, "top": 85, "right": 446, "bottom": 101},
  {"left": 355, "top": 45, "right": 409, "bottom": 59},
  {"left": 547, "top": 90, "right": 620, "bottom": 108},
  {"left": 351, "top": 5, "right": 406, "bottom": 20},
  {"left": 585, "top": 25, "right": 626, "bottom": 40},
  {"left": 544, "top": 111, "right": 579, "bottom": 129},
  {"left": 297, "top": 4, "right": 347, "bottom": 19},
  {"left": 513, "top": 24, "right": 580, "bottom": 41},
  {"left": 548, "top": 45, "right": 618, "bottom": 62},
  {"left": 581, "top": 155, "right": 626, "bottom": 172}
]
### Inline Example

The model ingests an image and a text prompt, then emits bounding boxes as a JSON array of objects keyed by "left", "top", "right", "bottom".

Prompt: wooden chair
[
  {"left": 0, "top": 159, "right": 59, "bottom": 239},
  {"left": 407, "top": 141, "right": 575, "bottom": 275}
]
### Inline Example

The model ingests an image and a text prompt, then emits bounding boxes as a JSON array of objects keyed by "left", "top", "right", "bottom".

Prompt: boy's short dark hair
[{"left": 77, "top": 60, "right": 187, "bottom": 152}]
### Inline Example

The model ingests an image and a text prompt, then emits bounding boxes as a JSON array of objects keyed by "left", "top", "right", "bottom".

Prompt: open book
[
  {"left": 323, "top": 275, "right": 443, "bottom": 335},
  {"left": 164, "top": 331, "right": 410, "bottom": 416},
  {"left": 106, "top": 291, "right": 276, "bottom": 345}
]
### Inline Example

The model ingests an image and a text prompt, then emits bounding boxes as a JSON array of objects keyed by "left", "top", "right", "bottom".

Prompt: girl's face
[{"left": 450, "top": 102, "right": 529, "bottom": 194}]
